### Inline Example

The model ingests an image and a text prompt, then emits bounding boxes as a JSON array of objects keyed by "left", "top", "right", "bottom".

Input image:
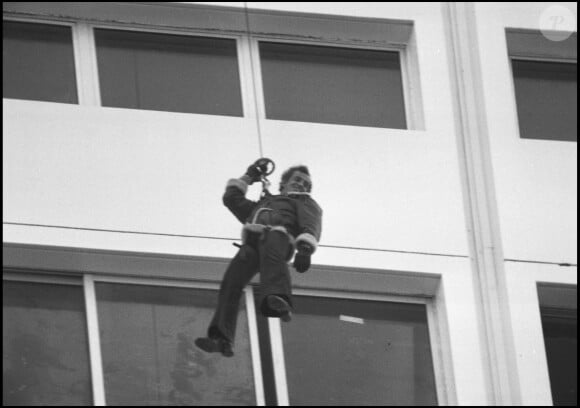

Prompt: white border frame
[{"left": 268, "top": 288, "right": 448, "bottom": 405}]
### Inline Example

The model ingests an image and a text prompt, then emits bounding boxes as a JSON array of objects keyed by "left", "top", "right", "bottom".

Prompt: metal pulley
[{"left": 255, "top": 157, "right": 275, "bottom": 197}]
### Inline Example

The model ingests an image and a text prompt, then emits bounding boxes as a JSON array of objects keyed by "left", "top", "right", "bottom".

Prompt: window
[
  {"left": 511, "top": 60, "right": 576, "bottom": 142},
  {"left": 3, "top": 20, "right": 78, "bottom": 104},
  {"left": 3, "top": 280, "right": 92, "bottom": 405},
  {"left": 259, "top": 42, "right": 407, "bottom": 129},
  {"left": 506, "top": 29, "right": 577, "bottom": 142},
  {"left": 95, "top": 282, "right": 257, "bottom": 405},
  {"left": 279, "top": 295, "right": 437, "bottom": 405},
  {"left": 4, "top": 245, "right": 444, "bottom": 406},
  {"left": 538, "top": 284, "right": 577, "bottom": 406},
  {"left": 94, "top": 29, "right": 243, "bottom": 116}
]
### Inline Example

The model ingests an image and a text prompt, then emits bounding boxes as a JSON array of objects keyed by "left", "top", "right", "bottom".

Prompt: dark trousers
[{"left": 208, "top": 229, "right": 293, "bottom": 343}]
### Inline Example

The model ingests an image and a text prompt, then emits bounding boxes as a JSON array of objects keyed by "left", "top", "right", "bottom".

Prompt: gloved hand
[
  {"left": 293, "top": 243, "right": 313, "bottom": 273},
  {"left": 245, "top": 159, "right": 269, "bottom": 184}
]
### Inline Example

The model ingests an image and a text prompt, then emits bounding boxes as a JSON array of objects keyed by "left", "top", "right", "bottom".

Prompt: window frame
[
  {"left": 4, "top": 242, "right": 453, "bottom": 406},
  {"left": 3, "top": 267, "right": 266, "bottom": 406},
  {"left": 504, "top": 261, "right": 577, "bottom": 405},
  {"left": 248, "top": 35, "right": 417, "bottom": 130},
  {"left": 2, "top": 16, "right": 83, "bottom": 105},
  {"left": 268, "top": 287, "right": 448, "bottom": 405},
  {"left": 508, "top": 55, "right": 577, "bottom": 142},
  {"left": 3, "top": 15, "right": 253, "bottom": 117},
  {"left": 2, "top": 270, "right": 93, "bottom": 405},
  {"left": 88, "top": 23, "right": 249, "bottom": 117},
  {"left": 536, "top": 282, "right": 577, "bottom": 406},
  {"left": 4, "top": 5, "right": 423, "bottom": 130},
  {"left": 505, "top": 29, "right": 577, "bottom": 142}
]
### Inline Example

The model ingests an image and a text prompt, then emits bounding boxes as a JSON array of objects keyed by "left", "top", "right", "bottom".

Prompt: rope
[{"left": 244, "top": 2, "right": 264, "bottom": 157}]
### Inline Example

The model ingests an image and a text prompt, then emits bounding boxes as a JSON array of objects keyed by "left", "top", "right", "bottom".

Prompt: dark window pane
[
  {"left": 281, "top": 296, "right": 437, "bottom": 405},
  {"left": 3, "top": 21, "right": 78, "bottom": 103},
  {"left": 260, "top": 42, "right": 407, "bottom": 128},
  {"left": 3, "top": 280, "right": 92, "bottom": 406},
  {"left": 540, "top": 307, "right": 577, "bottom": 406},
  {"left": 512, "top": 60, "right": 577, "bottom": 142},
  {"left": 95, "top": 29, "right": 243, "bottom": 116},
  {"left": 95, "top": 283, "right": 256, "bottom": 405}
]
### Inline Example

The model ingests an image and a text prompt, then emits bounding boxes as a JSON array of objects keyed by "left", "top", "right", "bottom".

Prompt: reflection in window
[
  {"left": 3, "top": 280, "right": 92, "bottom": 406},
  {"left": 281, "top": 296, "right": 437, "bottom": 405},
  {"left": 95, "top": 283, "right": 256, "bottom": 405},
  {"left": 95, "top": 29, "right": 243, "bottom": 116},
  {"left": 3, "top": 21, "right": 78, "bottom": 104},
  {"left": 260, "top": 42, "right": 407, "bottom": 128},
  {"left": 511, "top": 60, "right": 577, "bottom": 142}
]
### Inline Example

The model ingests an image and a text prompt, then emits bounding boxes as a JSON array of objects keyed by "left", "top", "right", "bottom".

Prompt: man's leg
[
  {"left": 259, "top": 230, "right": 294, "bottom": 321},
  {"left": 196, "top": 244, "right": 258, "bottom": 356}
]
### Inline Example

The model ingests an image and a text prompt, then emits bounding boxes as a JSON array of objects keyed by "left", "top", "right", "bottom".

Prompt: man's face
[{"left": 282, "top": 171, "right": 312, "bottom": 195}]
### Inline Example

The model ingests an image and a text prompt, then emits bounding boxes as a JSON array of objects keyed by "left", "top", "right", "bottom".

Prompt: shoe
[
  {"left": 267, "top": 295, "right": 292, "bottom": 322},
  {"left": 195, "top": 337, "right": 234, "bottom": 357}
]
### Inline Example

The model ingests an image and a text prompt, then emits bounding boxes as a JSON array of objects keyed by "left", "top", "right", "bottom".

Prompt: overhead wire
[{"left": 8, "top": 221, "right": 579, "bottom": 266}]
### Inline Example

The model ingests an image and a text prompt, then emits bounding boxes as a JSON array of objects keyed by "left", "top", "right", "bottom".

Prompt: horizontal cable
[
  {"left": 6, "top": 221, "right": 470, "bottom": 259},
  {"left": 504, "top": 258, "right": 576, "bottom": 267}
]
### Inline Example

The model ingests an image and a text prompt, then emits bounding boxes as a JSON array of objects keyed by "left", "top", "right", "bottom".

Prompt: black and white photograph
[{"left": 3, "top": 2, "right": 577, "bottom": 406}]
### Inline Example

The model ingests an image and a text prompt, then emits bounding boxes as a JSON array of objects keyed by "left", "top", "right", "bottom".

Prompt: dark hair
[{"left": 279, "top": 165, "right": 311, "bottom": 192}]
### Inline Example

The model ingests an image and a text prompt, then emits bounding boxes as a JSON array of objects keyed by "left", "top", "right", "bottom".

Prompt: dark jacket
[{"left": 223, "top": 178, "right": 322, "bottom": 252}]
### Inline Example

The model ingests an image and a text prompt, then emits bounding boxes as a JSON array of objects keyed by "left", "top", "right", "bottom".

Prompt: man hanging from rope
[{"left": 195, "top": 158, "right": 323, "bottom": 357}]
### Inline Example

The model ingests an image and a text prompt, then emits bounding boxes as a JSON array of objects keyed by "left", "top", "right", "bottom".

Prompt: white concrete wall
[
  {"left": 474, "top": 2, "right": 577, "bottom": 264},
  {"left": 3, "top": 100, "right": 259, "bottom": 241},
  {"left": 2, "top": 4, "right": 483, "bottom": 402},
  {"left": 3, "top": 2, "right": 469, "bottom": 261}
]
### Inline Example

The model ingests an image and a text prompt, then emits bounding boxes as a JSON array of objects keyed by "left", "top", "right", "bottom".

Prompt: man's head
[{"left": 279, "top": 165, "right": 312, "bottom": 195}]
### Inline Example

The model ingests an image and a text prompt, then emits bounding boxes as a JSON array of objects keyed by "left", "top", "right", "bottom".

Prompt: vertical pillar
[{"left": 443, "top": 2, "right": 521, "bottom": 405}]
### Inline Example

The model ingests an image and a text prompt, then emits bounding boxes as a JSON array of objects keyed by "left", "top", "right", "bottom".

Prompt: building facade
[{"left": 3, "top": 2, "right": 577, "bottom": 406}]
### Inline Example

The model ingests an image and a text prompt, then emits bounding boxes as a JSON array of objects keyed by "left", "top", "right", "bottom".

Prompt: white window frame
[
  {"left": 505, "top": 29, "right": 577, "bottom": 142},
  {"left": 3, "top": 270, "right": 266, "bottom": 406},
  {"left": 81, "top": 22, "right": 250, "bottom": 117},
  {"left": 508, "top": 56, "right": 577, "bottom": 142},
  {"left": 3, "top": 15, "right": 251, "bottom": 117},
  {"left": 268, "top": 288, "right": 449, "bottom": 406},
  {"left": 504, "top": 262, "right": 577, "bottom": 405},
  {"left": 4, "top": 242, "right": 452, "bottom": 405},
  {"left": 3, "top": 270, "right": 95, "bottom": 404},
  {"left": 85, "top": 274, "right": 265, "bottom": 407},
  {"left": 247, "top": 35, "right": 419, "bottom": 130},
  {"left": 4, "top": 5, "right": 424, "bottom": 131},
  {"left": 2, "top": 16, "right": 86, "bottom": 105}
]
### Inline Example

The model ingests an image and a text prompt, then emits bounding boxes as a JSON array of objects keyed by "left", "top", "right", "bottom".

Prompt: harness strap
[{"left": 241, "top": 223, "right": 296, "bottom": 261}]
